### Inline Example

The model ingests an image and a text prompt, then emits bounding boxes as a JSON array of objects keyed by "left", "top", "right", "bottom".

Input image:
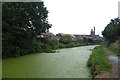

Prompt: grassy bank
[{"left": 87, "top": 46, "right": 112, "bottom": 77}]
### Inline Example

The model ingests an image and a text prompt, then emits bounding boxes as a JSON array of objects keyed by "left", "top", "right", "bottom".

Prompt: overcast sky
[{"left": 44, "top": 0, "right": 119, "bottom": 36}]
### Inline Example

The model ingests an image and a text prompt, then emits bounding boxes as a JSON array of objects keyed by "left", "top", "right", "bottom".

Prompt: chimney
[{"left": 94, "top": 27, "right": 95, "bottom": 35}]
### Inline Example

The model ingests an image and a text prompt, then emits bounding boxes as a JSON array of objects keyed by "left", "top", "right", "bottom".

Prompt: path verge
[
  {"left": 99, "top": 47, "right": 120, "bottom": 79},
  {"left": 87, "top": 46, "right": 112, "bottom": 79}
]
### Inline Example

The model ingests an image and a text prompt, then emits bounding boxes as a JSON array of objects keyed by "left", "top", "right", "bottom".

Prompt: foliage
[
  {"left": 2, "top": 2, "right": 51, "bottom": 58},
  {"left": 58, "top": 43, "right": 65, "bottom": 48},
  {"left": 102, "top": 17, "right": 120, "bottom": 44},
  {"left": 45, "top": 36, "right": 59, "bottom": 49},
  {"left": 59, "top": 34, "right": 72, "bottom": 44},
  {"left": 87, "top": 46, "right": 112, "bottom": 76},
  {"left": 102, "top": 17, "right": 120, "bottom": 56},
  {"left": 37, "top": 35, "right": 59, "bottom": 50},
  {"left": 108, "top": 38, "right": 120, "bottom": 56}
]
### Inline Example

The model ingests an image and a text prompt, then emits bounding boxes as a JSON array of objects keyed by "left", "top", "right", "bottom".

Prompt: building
[
  {"left": 37, "top": 27, "right": 102, "bottom": 41},
  {"left": 90, "top": 27, "right": 96, "bottom": 40},
  {"left": 74, "top": 27, "right": 101, "bottom": 41}
]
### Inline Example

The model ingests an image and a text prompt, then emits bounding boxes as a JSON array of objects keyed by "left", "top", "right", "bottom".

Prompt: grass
[
  {"left": 87, "top": 46, "right": 112, "bottom": 76},
  {"left": 108, "top": 41, "right": 120, "bottom": 56}
]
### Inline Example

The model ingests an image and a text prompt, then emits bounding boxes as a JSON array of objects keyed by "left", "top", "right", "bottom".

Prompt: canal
[{"left": 2, "top": 45, "right": 96, "bottom": 78}]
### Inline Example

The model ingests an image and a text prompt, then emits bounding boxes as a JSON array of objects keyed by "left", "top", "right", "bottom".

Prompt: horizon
[{"left": 48, "top": 27, "right": 100, "bottom": 37}]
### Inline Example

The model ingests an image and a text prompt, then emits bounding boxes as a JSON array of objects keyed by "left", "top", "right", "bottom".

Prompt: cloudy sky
[{"left": 44, "top": 0, "right": 119, "bottom": 36}]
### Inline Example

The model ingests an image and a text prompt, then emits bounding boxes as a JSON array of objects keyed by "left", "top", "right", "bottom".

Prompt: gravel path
[{"left": 95, "top": 47, "right": 120, "bottom": 79}]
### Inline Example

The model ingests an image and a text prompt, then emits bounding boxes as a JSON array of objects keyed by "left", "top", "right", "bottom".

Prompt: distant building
[
  {"left": 74, "top": 27, "right": 102, "bottom": 41},
  {"left": 37, "top": 27, "right": 102, "bottom": 41},
  {"left": 90, "top": 27, "right": 96, "bottom": 40}
]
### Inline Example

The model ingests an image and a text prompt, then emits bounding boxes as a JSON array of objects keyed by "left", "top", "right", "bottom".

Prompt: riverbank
[{"left": 87, "top": 46, "right": 112, "bottom": 79}]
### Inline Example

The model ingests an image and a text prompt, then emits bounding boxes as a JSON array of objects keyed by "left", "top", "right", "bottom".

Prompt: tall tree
[
  {"left": 102, "top": 17, "right": 120, "bottom": 43},
  {"left": 2, "top": 2, "right": 51, "bottom": 58}
]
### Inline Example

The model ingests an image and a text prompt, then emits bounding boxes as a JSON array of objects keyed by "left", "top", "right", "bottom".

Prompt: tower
[
  {"left": 94, "top": 27, "right": 95, "bottom": 35},
  {"left": 90, "top": 27, "right": 96, "bottom": 40}
]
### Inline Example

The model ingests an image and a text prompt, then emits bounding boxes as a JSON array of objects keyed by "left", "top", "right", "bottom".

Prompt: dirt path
[{"left": 95, "top": 47, "right": 120, "bottom": 79}]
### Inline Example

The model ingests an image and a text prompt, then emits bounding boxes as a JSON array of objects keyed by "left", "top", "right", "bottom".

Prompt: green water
[{"left": 2, "top": 45, "right": 96, "bottom": 78}]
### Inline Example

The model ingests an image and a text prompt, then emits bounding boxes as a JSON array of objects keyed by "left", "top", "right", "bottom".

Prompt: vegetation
[
  {"left": 102, "top": 17, "right": 120, "bottom": 55},
  {"left": 2, "top": 2, "right": 51, "bottom": 58},
  {"left": 87, "top": 46, "right": 112, "bottom": 77},
  {"left": 102, "top": 17, "right": 120, "bottom": 44},
  {"left": 108, "top": 38, "right": 120, "bottom": 56},
  {"left": 58, "top": 34, "right": 100, "bottom": 48},
  {"left": 59, "top": 34, "right": 72, "bottom": 44}
]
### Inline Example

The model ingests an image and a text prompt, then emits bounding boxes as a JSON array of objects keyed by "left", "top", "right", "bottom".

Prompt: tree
[
  {"left": 2, "top": 2, "right": 51, "bottom": 35},
  {"left": 2, "top": 2, "right": 51, "bottom": 58},
  {"left": 102, "top": 17, "right": 120, "bottom": 43}
]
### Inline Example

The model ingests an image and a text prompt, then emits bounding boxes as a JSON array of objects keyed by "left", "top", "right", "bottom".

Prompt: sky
[{"left": 44, "top": 0, "right": 119, "bottom": 36}]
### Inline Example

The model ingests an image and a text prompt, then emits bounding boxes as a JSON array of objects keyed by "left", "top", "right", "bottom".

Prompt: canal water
[{"left": 2, "top": 45, "right": 96, "bottom": 78}]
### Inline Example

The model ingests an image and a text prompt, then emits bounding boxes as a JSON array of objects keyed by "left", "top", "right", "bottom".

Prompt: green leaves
[
  {"left": 2, "top": 2, "right": 51, "bottom": 58},
  {"left": 102, "top": 17, "right": 120, "bottom": 43},
  {"left": 59, "top": 34, "right": 73, "bottom": 44}
]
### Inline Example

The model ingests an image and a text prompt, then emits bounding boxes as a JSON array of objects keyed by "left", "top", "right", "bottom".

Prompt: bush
[
  {"left": 59, "top": 34, "right": 72, "bottom": 44},
  {"left": 58, "top": 43, "right": 65, "bottom": 48},
  {"left": 108, "top": 38, "right": 120, "bottom": 56}
]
